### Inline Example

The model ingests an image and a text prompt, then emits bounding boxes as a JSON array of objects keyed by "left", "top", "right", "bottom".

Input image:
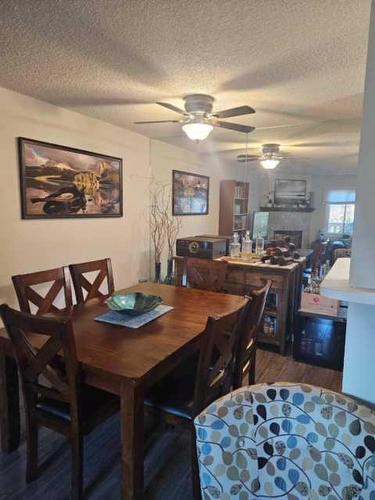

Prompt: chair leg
[
  {"left": 26, "top": 419, "right": 38, "bottom": 482},
  {"left": 248, "top": 365, "right": 255, "bottom": 386},
  {"left": 191, "top": 426, "right": 202, "bottom": 500},
  {"left": 248, "top": 352, "right": 257, "bottom": 386},
  {"left": 71, "top": 434, "right": 84, "bottom": 500}
]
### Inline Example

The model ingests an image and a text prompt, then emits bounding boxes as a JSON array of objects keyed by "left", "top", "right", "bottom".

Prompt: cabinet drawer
[
  {"left": 243, "top": 272, "right": 284, "bottom": 289},
  {"left": 224, "top": 283, "right": 246, "bottom": 295},
  {"left": 225, "top": 269, "right": 247, "bottom": 284}
]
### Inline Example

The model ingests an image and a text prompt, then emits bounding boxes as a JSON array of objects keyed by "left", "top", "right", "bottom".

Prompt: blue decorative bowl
[{"left": 106, "top": 293, "right": 163, "bottom": 316}]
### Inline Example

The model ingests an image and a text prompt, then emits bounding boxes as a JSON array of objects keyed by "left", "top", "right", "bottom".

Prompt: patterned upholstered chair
[{"left": 194, "top": 382, "right": 375, "bottom": 499}]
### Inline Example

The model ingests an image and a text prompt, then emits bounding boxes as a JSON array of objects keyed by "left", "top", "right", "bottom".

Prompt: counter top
[
  {"left": 217, "top": 256, "right": 302, "bottom": 271},
  {"left": 321, "top": 257, "right": 375, "bottom": 306},
  {"left": 173, "top": 254, "right": 305, "bottom": 272}
]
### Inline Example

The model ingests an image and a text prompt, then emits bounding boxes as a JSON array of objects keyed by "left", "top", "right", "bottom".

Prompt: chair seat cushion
[
  {"left": 194, "top": 383, "right": 375, "bottom": 499},
  {"left": 145, "top": 356, "right": 198, "bottom": 420},
  {"left": 145, "top": 376, "right": 195, "bottom": 420},
  {"left": 145, "top": 395, "right": 194, "bottom": 420},
  {"left": 36, "top": 385, "right": 119, "bottom": 428}
]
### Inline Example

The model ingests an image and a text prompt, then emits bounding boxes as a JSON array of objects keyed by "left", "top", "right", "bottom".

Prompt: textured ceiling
[{"left": 0, "top": 0, "right": 371, "bottom": 174}]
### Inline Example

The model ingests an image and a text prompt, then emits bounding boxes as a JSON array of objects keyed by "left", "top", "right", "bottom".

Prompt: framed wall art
[
  {"left": 18, "top": 137, "right": 123, "bottom": 219},
  {"left": 274, "top": 178, "right": 307, "bottom": 205},
  {"left": 172, "top": 170, "right": 209, "bottom": 216}
]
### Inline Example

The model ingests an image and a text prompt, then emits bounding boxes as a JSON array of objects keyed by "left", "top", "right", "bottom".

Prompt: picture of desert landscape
[{"left": 18, "top": 138, "right": 123, "bottom": 218}]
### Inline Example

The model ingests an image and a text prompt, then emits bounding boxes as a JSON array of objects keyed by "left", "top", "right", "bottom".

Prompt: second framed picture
[{"left": 172, "top": 170, "right": 209, "bottom": 216}]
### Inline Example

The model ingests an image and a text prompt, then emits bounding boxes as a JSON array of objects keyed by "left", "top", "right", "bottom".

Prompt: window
[{"left": 326, "top": 190, "right": 356, "bottom": 235}]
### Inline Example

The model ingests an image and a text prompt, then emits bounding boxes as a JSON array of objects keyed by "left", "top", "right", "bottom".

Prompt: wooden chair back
[
  {"left": 69, "top": 258, "right": 114, "bottom": 303},
  {"left": 185, "top": 258, "right": 228, "bottom": 292},
  {"left": 311, "top": 240, "right": 328, "bottom": 272},
  {"left": 334, "top": 248, "right": 351, "bottom": 261},
  {"left": 192, "top": 298, "right": 248, "bottom": 414},
  {"left": 233, "top": 280, "right": 272, "bottom": 389},
  {"left": 0, "top": 304, "right": 79, "bottom": 423},
  {"left": 12, "top": 267, "right": 73, "bottom": 315}
]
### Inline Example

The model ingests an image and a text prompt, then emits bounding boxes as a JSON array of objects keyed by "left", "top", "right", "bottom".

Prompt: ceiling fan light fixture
[
  {"left": 260, "top": 158, "right": 280, "bottom": 169},
  {"left": 182, "top": 121, "right": 213, "bottom": 141}
]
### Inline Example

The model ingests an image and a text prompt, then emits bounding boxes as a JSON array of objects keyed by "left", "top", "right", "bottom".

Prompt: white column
[
  {"left": 343, "top": 303, "right": 375, "bottom": 402},
  {"left": 350, "top": 1, "right": 375, "bottom": 288},
  {"left": 345, "top": 0, "right": 375, "bottom": 404},
  {"left": 322, "top": 1, "right": 375, "bottom": 404}
]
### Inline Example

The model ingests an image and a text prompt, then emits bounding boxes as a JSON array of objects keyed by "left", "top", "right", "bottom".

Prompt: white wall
[
  {"left": 248, "top": 169, "right": 357, "bottom": 245},
  {"left": 343, "top": 303, "right": 375, "bottom": 402},
  {"left": 0, "top": 87, "right": 154, "bottom": 309},
  {"left": 0, "top": 86, "right": 243, "bottom": 309},
  {"left": 351, "top": 1, "right": 375, "bottom": 289},
  {"left": 342, "top": 0, "right": 375, "bottom": 404},
  {"left": 150, "top": 140, "right": 243, "bottom": 277}
]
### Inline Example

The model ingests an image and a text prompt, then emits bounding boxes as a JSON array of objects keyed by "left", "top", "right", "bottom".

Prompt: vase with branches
[
  {"left": 149, "top": 184, "right": 181, "bottom": 283},
  {"left": 150, "top": 185, "right": 167, "bottom": 282}
]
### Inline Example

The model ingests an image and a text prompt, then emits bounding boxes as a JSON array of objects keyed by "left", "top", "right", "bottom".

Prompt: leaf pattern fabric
[{"left": 194, "top": 383, "right": 375, "bottom": 499}]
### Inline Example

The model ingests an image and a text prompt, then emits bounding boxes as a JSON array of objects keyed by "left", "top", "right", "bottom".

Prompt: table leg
[
  {"left": 121, "top": 380, "right": 144, "bottom": 500},
  {"left": 0, "top": 351, "right": 20, "bottom": 452}
]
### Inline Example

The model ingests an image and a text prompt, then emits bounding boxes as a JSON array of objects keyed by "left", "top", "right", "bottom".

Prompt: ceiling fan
[
  {"left": 134, "top": 94, "right": 256, "bottom": 141},
  {"left": 237, "top": 143, "right": 287, "bottom": 169}
]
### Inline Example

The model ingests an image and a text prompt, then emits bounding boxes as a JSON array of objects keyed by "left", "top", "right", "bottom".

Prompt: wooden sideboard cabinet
[{"left": 174, "top": 256, "right": 305, "bottom": 355}]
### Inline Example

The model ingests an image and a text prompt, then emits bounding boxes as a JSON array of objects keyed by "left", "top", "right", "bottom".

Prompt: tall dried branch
[
  {"left": 150, "top": 184, "right": 168, "bottom": 263},
  {"left": 165, "top": 211, "right": 182, "bottom": 259},
  {"left": 158, "top": 184, "right": 182, "bottom": 259},
  {"left": 149, "top": 183, "right": 182, "bottom": 263}
]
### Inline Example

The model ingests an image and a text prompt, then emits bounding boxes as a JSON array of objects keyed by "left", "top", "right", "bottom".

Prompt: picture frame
[
  {"left": 172, "top": 170, "right": 209, "bottom": 216},
  {"left": 274, "top": 178, "right": 306, "bottom": 205},
  {"left": 18, "top": 137, "right": 123, "bottom": 219}
]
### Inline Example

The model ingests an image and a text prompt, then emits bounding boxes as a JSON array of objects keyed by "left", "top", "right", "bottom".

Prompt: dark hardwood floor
[
  {"left": 0, "top": 349, "right": 343, "bottom": 499},
  {"left": 256, "top": 348, "right": 342, "bottom": 393}
]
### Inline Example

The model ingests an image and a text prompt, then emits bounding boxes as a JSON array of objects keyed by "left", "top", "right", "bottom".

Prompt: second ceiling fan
[
  {"left": 134, "top": 94, "right": 256, "bottom": 141},
  {"left": 237, "top": 143, "right": 287, "bottom": 169}
]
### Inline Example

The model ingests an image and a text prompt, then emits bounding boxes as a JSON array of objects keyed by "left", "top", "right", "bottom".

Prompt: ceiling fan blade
[
  {"left": 237, "top": 154, "right": 259, "bottom": 162},
  {"left": 157, "top": 102, "right": 187, "bottom": 115},
  {"left": 256, "top": 123, "right": 304, "bottom": 131},
  {"left": 134, "top": 120, "right": 180, "bottom": 124},
  {"left": 215, "top": 121, "right": 255, "bottom": 134},
  {"left": 213, "top": 105, "right": 255, "bottom": 119}
]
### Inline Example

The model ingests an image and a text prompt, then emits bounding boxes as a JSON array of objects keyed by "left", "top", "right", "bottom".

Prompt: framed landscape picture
[
  {"left": 18, "top": 137, "right": 123, "bottom": 219},
  {"left": 172, "top": 170, "right": 209, "bottom": 216}
]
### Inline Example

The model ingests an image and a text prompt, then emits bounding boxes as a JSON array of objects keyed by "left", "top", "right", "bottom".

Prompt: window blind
[{"left": 327, "top": 190, "right": 356, "bottom": 204}]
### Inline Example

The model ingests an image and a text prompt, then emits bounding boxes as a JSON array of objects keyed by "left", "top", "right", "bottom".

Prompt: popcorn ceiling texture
[{"left": 0, "top": 0, "right": 371, "bottom": 174}]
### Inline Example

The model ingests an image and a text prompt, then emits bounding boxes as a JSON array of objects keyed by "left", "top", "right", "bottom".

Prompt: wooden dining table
[{"left": 0, "top": 282, "right": 246, "bottom": 499}]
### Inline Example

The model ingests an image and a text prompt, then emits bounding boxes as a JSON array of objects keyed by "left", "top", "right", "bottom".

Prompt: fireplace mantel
[{"left": 260, "top": 207, "right": 315, "bottom": 213}]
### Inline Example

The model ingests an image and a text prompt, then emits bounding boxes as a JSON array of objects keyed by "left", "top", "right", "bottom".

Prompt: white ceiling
[{"left": 0, "top": 0, "right": 371, "bottom": 174}]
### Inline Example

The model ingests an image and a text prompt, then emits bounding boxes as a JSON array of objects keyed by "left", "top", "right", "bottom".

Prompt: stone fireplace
[
  {"left": 274, "top": 230, "right": 303, "bottom": 248},
  {"left": 266, "top": 211, "right": 311, "bottom": 248}
]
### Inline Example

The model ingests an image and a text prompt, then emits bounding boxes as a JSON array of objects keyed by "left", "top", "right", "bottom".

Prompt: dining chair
[
  {"left": 195, "top": 382, "right": 375, "bottom": 499},
  {"left": 145, "top": 297, "right": 249, "bottom": 499},
  {"left": 0, "top": 304, "right": 119, "bottom": 500},
  {"left": 334, "top": 247, "right": 352, "bottom": 261},
  {"left": 185, "top": 257, "right": 228, "bottom": 292},
  {"left": 69, "top": 258, "right": 114, "bottom": 303},
  {"left": 12, "top": 266, "right": 73, "bottom": 315},
  {"left": 232, "top": 280, "right": 272, "bottom": 389}
]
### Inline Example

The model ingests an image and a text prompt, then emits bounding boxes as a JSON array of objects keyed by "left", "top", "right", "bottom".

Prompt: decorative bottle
[
  {"left": 229, "top": 232, "right": 241, "bottom": 258},
  {"left": 241, "top": 230, "right": 253, "bottom": 260},
  {"left": 255, "top": 236, "right": 265, "bottom": 255}
]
